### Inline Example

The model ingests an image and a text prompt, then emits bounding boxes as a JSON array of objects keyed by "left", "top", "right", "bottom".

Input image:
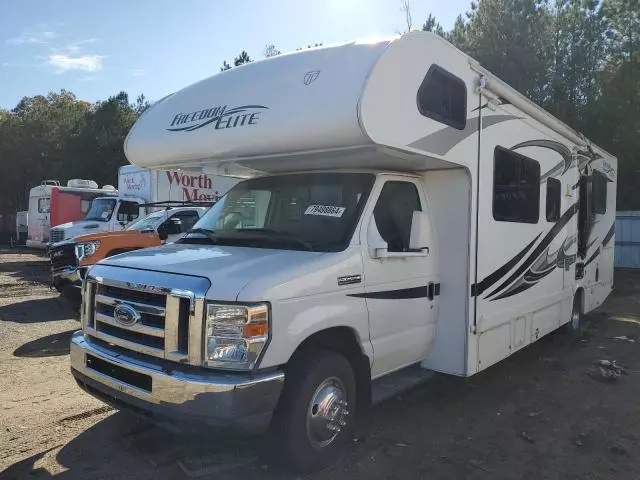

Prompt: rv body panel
[{"left": 71, "top": 33, "right": 619, "bottom": 465}]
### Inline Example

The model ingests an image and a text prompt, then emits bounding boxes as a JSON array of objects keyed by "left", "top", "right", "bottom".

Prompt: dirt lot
[{"left": 1, "top": 248, "right": 640, "bottom": 479}]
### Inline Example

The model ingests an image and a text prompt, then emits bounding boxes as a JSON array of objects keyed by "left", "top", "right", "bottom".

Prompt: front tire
[{"left": 269, "top": 349, "right": 356, "bottom": 472}]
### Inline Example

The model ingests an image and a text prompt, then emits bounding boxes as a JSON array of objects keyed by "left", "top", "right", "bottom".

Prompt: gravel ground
[{"left": 1, "top": 248, "right": 640, "bottom": 479}]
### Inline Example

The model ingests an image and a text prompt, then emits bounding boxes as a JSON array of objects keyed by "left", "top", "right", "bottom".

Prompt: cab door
[{"left": 360, "top": 176, "right": 439, "bottom": 378}]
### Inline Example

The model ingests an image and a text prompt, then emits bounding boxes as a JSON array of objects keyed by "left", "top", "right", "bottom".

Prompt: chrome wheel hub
[{"left": 306, "top": 377, "right": 349, "bottom": 449}]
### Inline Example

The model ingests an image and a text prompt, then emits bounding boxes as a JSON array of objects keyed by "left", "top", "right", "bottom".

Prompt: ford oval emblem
[{"left": 113, "top": 303, "right": 141, "bottom": 327}]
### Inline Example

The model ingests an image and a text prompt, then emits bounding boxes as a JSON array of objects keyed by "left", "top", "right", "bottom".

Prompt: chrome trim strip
[
  {"left": 87, "top": 327, "right": 165, "bottom": 359},
  {"left": 188, "top": 298, "right": 206, "bottom": 365},
  {"left": 95, "top": 312, "right": 165, "bottom": 338},
  {"left": 164, "top": 295, "right": 188, "bottom": 362},
  {"left": 95, "top": 294, "right": 165, "bottom": 317},
  {"left": 170, "top": 289, "right": 195, "bottom": 314}
]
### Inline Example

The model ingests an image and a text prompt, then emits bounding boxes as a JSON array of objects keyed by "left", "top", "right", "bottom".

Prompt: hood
[
  {"left": 53, "top": 220, "right": 104, "bottom": 231},
  {"left": 74, "top": 229, "right": 156, "bottom": 243},
  {"left": 52, "top": 220, "right": 107, "bottom": 237},
  {"left": 99, "top": 243, "right": 340, "bottom": 301}
]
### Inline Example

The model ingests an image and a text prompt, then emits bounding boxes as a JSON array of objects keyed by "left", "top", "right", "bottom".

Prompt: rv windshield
[
  {"left": 183, "top": 173, "right": 375, "bottom": 252},
  {"left": 126, "top": 211, "right": 166, "bottom": 231},
  {"left": 84, "top": 198, "right": 117, "bottom": 222}
]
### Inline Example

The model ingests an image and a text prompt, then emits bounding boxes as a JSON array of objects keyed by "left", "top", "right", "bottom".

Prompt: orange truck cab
[{"left": 49, "top": 206, "right": 206, "bottom": 298}]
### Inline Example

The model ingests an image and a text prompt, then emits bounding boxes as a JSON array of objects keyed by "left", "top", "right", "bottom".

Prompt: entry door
[{"left": 361, "top": 177, "right": 438, "bottom": 378}]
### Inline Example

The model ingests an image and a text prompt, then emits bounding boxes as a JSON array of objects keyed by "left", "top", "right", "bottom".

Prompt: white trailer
[
  {"left": 71, "top": 33, "right": 617, "bottom": 470},
  {"left": 49, "top": 165, "right": 239, "bottom": 243}
]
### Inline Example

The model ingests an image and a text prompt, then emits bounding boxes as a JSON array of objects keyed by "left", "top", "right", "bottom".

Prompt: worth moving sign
[{"left": 119, "top": 167, "right": 239, "bottom": 203}]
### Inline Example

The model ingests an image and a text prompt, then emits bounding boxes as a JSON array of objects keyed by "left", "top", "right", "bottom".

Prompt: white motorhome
[
  {"left": 49, "top": 165, "right": 238, "bottom": 243},
  {"left": 70, "top": 33, "right": 617, "bottom": 470},
  {"left": 26, "top": 179, "right": 118, "bottom": 248}
]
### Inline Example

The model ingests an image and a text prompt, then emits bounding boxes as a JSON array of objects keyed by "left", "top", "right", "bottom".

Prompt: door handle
[{"left": 427, "top": 282, "right": 440, "bottom": 301}]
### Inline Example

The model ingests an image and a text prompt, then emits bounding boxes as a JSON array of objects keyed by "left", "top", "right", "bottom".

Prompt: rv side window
[
  {"left": 37, "top": 198, "right": 50, "bottom": 213},
  {"left": 546, "top": 178, "right": 561, "bottom": 222},
  {"left": 117, "top": 201, "right": 140, "bottom": 223},
  {"left": 593, "top": 171, "right": 607, "bottom": 214},
  {"left": 373, "top": 181, "right": 422, "bottom": 252},
  {"left": 493, "top": 147, "right": 540, "bottom": 224},
  {"left": 417, "top": 65, "right": 467, "bottom": 130}
]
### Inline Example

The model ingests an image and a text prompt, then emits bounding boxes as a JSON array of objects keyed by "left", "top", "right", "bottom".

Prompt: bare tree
[
  {"left": 264, "top": 44, "right": 281, "bottom": 58},
  {"left": 399, "top": 0, "right": 413, "bottom": 32}
]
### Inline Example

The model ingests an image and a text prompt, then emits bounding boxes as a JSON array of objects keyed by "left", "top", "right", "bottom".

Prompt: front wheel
[{"left": 268, "top": 349, "right": 356, "bottom": 472}]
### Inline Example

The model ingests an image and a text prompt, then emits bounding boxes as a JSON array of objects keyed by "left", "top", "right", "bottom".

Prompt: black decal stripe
[
  {"left": 471, "top": 234, "right": 541, "bottom": 297},
  {"left": 349, "top": 286, "right": 428, "bottom": 299},
  {"left": 486, "top": 204, "right": 578, "bottom": 299},
  {"left": 603, "top": 223, "right": 615, "bottom": 246},
  {"left": 585, "top": 248, "right": 601, "bottom": 268}
]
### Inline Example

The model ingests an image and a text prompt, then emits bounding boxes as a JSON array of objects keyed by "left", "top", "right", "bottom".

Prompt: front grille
[
  {"left": 82, "top": 265, "right": 210, "bottom": 367},
  {"left": 50, "top": 229, "right": 65, "bottom": 243},
  {"left": 98, "top": 284, "right": 166, "bottom": 308},
  {"left": 85, "top": 280, "right": 192, "bottom": 362},
  {"left": 50, "top": 243, "right": 77, "bottom": 271}
]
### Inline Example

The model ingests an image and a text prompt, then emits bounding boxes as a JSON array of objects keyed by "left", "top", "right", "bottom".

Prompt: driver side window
[
  {"left": 117, "top": 201, "right": 140, "bottom": 223},
  {"left": 373, "top": 181, "right": 422, "bottom": 252}
]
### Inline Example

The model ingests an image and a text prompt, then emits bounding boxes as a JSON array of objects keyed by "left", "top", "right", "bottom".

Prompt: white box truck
[
  {"left": 49, "top": 165, "right": 238, "bottom": 243},
  {"left": 70, "top": 33, "right": 617, "bottom": 470}
]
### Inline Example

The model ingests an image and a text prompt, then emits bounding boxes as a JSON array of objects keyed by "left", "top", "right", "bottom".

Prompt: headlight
[
  {"left": 75, "top": 240, "right": 100, "bottom": 261},
  {"left": 205, "top": 303, "right": 269, "bottom": 370}
]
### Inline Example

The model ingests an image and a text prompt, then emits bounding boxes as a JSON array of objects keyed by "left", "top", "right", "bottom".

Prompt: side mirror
[
  {"left": 367, "top": 216, "right": 388, "bottom": 259},
  {"left": 157, "top": 225, "right": 168, "bottom": 241},
  {"left": 409, "top": 211, "right": 430, "bottom": 251}
]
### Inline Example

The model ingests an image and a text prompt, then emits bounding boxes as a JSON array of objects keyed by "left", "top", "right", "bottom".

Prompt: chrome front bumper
[{"left": 70, "top": 331, "right": 285, "bottom": 435}]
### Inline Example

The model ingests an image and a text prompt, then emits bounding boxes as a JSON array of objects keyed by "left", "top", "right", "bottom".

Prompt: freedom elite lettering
[
  {"left": 167, "top": 105, "right": 268, "bottom": 132},
  {"left": 304, "top": 205, "right": 346, "bottom": 218}
]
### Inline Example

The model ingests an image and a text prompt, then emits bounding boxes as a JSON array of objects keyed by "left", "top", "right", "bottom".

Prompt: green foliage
[
  {"left": 234, "top": 50, "right": 252, "bottom": 66},
  {"left": 0, "top": 91, "right": 142, "bottom": 212}
]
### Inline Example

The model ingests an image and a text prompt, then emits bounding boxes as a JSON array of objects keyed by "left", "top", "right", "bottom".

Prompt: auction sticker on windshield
[{"left": 304, "top": 205, "right": 346, "bottom": 218}]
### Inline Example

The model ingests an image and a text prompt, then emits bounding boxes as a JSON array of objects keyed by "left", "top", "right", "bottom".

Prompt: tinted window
[
  {"left": 593, "top": 171, "right": 607, "bottom": 215},
  {"left": 171, "top": 211, "right": 200, "bottom": 232},
  {"left": 417, "top": 65, "right": 467, "bottom": 130},
  {"left": 493, "top": 147, "right": 540, "bottom": 224},
  {"left": 373, "top": 181, "right": 422, "bottom": 252},
  {"left": 117, "top": 201, "right": 140, "bottom": 223},
  {"left": 546, "top": 177, "right": 561, "bottom": 222},
  {"left": 37, "top": 198, "right": 50, "bottom": 213}
]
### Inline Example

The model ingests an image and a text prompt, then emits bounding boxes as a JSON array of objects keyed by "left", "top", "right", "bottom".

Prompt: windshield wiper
[
  {"left": 184, "top": 227, "right": 218, "bottom": 244},
  {"left": 234, "top": 228, "right": 315, "bottom": 251}
]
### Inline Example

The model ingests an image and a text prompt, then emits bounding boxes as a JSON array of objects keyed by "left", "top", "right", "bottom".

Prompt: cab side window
[
  {"left": 373, "top": 181, "right": 422, "bottom": 252},
  {"left": 38, "top": 198, "right": 50, "bottom": 213},
  {"left": 171, "top": 211, "right": 200, "bottom": 232},
  {"left": 117, "top": 201, "right": 140, "bottom": 223}
]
